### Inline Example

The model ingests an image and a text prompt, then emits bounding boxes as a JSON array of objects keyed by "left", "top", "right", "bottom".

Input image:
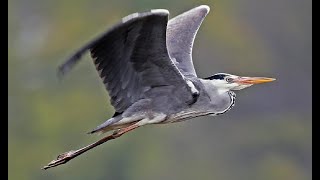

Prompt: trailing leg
[{"left": 42, "top": 123, "right": 140, "bottom": 170}]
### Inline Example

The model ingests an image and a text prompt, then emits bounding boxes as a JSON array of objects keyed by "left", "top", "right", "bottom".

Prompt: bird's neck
[
  {"left": 215, "top": 91, "right": 236, "bottom": 115},
  {"left": 216, "top": 88, "right": 230, "bottom": 95},
  {"left": 200, "top": 79, "right": 230, "bottom": 95}
]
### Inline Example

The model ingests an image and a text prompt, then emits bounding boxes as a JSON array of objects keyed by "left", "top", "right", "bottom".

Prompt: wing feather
[
  {"left": 58, "top": 10, "right": 197, "bottom": 113},
  {"left": 167, "top": 5, "right": 210, "bottom": 77}
]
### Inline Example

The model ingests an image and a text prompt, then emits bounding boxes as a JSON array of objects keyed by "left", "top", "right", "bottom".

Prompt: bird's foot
[{"left": 42, "top": 150, "right": 75, "bottom": 170}]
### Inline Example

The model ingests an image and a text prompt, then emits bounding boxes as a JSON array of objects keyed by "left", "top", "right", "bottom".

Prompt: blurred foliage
[{"left": 9, "top": 0, "right": 311, "bottom": 180}]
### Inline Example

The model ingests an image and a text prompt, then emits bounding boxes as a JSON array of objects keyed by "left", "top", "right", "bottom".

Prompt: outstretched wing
[
  {"left": 58, "top": 10, "right": 197, "bottom": 113},
  {"left": 167, "top": 5, "right": 210, "bottom": 77}
]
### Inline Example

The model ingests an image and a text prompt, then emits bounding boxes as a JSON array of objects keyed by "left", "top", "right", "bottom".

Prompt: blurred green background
[{"left": 8, "top": 0, "right": 311, "bottom": 179}]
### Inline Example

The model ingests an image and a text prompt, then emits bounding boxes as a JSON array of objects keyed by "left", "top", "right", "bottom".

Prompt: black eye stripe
[
  {"left": 215, "top": 75, "right": 225, "bottom": 80},
  {"left": 205, "top": 74, "right": 227, "bottom": 80}
]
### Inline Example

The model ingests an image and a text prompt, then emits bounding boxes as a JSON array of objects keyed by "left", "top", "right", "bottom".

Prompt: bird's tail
[{"left": 88, "top": 116, "right": 122, "bottom": 134}]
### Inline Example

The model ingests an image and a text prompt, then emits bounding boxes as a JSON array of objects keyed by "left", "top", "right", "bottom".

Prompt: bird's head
[{"left": 204, "top": 73, "right": 275, "bottom": 92}]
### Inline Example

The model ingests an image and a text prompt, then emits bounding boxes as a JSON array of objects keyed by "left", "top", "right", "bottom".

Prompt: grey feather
[
  {"left": 167, "top": 5, "right": 210, "bottom": 77},
  {"left": 57, "top": 10, "right": 197, "bottom": 114},
  {"left": 49, "top": 4, "right": 272, "bottom": 138}
]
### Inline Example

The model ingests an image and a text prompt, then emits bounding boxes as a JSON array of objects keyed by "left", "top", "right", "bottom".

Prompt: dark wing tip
[
  {"left": 56, "top": 9, "right": 170, "bottom": 81},
  {"left": 56, "top": 61, "right": 72, "bottom": 81},
  {"left": 57, "top": 66, "right": 65, "bottom": 81},
  {"left": 56, "top": 49, "right": 88, "bottom": 80},
  {"left": 57, "top": 63, "right": 71, "bottom": 81}
]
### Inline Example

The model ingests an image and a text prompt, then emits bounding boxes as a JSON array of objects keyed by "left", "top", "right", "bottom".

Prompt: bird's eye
[{"left": 225, "top": 77, "right": 233, "bottom": 83}]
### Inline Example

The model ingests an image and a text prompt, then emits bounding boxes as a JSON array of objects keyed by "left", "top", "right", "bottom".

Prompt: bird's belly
[{"left": 160, "top": 110, "right": 215, "bottom": 124}]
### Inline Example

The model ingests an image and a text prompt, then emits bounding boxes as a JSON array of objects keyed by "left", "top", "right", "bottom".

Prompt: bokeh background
[{"left": 8, "top": 0, "right": 312, "bottom": 179}]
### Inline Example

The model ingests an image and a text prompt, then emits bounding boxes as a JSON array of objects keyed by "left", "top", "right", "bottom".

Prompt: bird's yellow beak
[{"left": 235, "top": 77, "right": 276, "bottom": 85}]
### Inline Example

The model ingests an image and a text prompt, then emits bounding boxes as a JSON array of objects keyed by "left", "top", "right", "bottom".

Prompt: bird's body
[
  {"left": 43, "top": 5, "right": 275, "bottom": 169},
  {"left": 94, "top": 77, "right": 236, "bottom": 133}
]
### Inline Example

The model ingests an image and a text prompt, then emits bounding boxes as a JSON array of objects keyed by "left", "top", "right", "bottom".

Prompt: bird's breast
[{"left": 214, "top": 91, "right": 236, "bottom": 115}]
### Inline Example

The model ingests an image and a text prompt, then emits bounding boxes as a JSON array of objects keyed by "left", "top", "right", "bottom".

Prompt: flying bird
[{"left": 43, "top": 5, "right": 275, "bottom": 169}]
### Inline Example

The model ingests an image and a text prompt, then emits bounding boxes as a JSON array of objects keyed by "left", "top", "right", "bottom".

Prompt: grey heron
[{"left": 43, "top": 5, "right": 275, "bottom": 169}]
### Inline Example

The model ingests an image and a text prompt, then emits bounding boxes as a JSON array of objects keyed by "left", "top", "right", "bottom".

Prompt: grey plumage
[
  {"left": 59, "top": 7, "right": 211, "bottom": 133},
  {"left": 43, "top": 5, "right": 276, "bottom": 170},
  {"left": 58, "top": 5, "right": 229, "bottom": 134},
  {"left": 90, "top": 11, "right": 195, "bottom": 114},
  {"left": 57, "top": 5, "right": 274, "bottom": 134}
]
